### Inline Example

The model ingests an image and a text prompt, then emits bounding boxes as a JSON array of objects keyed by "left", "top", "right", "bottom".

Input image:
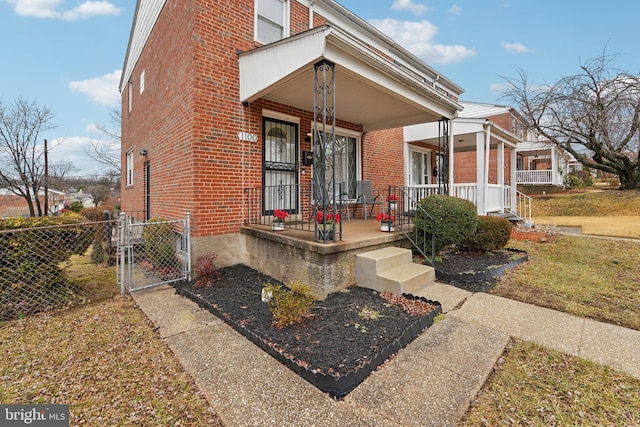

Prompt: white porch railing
[
  {"left": 517, "top": 169, "right": 552, "bottom": 184},
  {"left": 406, "top": 184, "right": 503, "bottom": 214}
]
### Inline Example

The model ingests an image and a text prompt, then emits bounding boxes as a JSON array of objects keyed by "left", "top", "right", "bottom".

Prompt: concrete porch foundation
[{"left": 241, "top": 219, "right": 411, "bottom": 299}]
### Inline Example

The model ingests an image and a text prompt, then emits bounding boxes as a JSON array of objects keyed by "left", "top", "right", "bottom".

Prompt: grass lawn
[
  {"left": 461, "top": 188, "right": 640, "bottom": 424},
  {"left": 493, "top": 235, "right": 640, "bottom": 330},
  {"left": 460, "top": 340, "right": 640, "bottom": 426}
]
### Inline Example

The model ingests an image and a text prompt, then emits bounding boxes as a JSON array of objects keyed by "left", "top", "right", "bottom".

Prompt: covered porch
[
  {"left": 516, "top": 141, "right": 570, "bottom": 188},
  {"left": 403, "top": 117, "right": 520, "bottom": 216},
  {"left": 238, "top": 24, "right": 462, "bottom": 242}
]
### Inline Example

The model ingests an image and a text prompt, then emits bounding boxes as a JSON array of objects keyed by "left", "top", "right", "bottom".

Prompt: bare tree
[
  {"left": 502, "top": 52, "right": 640, "bottom": 189},
  {"left": 84, "top": 107, "right": 121, "bottom": 173},
  {"left": 0, "top": 96, "right": 57, "bottom": 216}
]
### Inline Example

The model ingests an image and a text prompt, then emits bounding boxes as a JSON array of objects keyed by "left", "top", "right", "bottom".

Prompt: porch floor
[{"left": 242, "top": 217, "right": 411, "bottom": 254}]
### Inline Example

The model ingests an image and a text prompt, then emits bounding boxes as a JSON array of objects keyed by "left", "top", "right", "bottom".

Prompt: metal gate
[{"left": 116, "top": 213, "right": 191, "bottom": 292}]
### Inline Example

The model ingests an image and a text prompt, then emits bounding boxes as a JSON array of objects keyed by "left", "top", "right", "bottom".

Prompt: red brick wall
[
  {"left": 120, "top": 0, "right": 410, "bottom": 237},
  {"left": 453, "top": 148, "right": 513, "bottom": 185}
]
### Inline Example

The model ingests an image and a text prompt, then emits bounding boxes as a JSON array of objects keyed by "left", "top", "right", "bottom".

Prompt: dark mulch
[
  {"left": 174, "top": 265, "right": 438, "bottom": 378},
  {"left": 433, "top": 248, "right": 528, "bottom": 293}
]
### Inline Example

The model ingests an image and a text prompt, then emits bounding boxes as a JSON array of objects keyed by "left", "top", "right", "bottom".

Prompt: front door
[{"left": 263, "top": 118, "right": 298, "bottom": 214}]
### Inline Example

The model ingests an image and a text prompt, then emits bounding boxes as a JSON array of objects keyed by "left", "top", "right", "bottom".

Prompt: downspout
[{"left": 309, "top": 0, "right": 316, "bottom": 29}]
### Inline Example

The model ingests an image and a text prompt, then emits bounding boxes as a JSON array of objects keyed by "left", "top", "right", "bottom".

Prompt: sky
[{"left": 1, "top": 0, "right": 639, "bottom": 176}]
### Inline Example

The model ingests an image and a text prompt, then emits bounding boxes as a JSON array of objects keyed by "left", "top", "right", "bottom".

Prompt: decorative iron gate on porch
[{"left": 116, "top": 213, "right": 191, "bottom": 293}]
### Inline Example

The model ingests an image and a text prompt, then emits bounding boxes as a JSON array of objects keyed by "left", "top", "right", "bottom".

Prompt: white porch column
[
  {"left": 482, "top": 123, "right": 491, "bottom": 215},
  {"left": 510, "top": 146, "right": 517, "bottom": 212},
  {"left": 448, "top": 119, "right": 455, "bottom": 196},
  {"left": 475, "top": 130, "right": 485, "bottom": 215},
  {"left": 551, "top": 147, "right": 558, "bottom": 185},
  {"left": 498, "top": 141, "right": 505, "bottom": 212}
]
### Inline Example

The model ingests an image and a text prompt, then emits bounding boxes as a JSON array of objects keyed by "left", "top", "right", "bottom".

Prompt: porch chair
[{"left": 353, "top": 180, "right": 383, "bottom": 219}]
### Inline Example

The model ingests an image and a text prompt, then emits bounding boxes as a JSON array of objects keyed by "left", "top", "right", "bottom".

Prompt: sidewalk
[{"left": 132, "top": 282, "right": 640, "bottom": 426}]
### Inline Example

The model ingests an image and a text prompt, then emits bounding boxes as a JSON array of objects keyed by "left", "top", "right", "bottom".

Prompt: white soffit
[{"left": 239, "top": 26, "right": 460, "bottom": 132}]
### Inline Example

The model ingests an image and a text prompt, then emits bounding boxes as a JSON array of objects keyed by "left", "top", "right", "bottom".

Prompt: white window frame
[
  {"left": 126, "top": 149, "right": 134, "bottom": 186},
  {"left": 254, "top": 0, "right": 289, "bottom": 44},
  {"left": 140, "top": 70, "right": 145, "bottom": 95}
]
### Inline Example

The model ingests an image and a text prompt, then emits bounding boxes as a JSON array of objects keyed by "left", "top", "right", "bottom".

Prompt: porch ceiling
[
  {"left": 239, "top": 25, "right": 461, "bottom": 132},
  {"left": 405, "top": 119, "right": 520, "bottom": 152}
]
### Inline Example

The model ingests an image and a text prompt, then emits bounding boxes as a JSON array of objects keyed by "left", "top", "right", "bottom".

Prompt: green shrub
[
  {"left": 142, "top": 218, "right": 177, "bottom": 269},
  {"left": 70, "top": 201, "right": 84, "bottom": 213},
  {"left": 458, "top": 215, "right": 512, "bottom": 253},
  {"left": 564, "top": 170, "right": 593, "bottom": 189},
  {"left": 414, "top": 194, "right": 478, "bottom": 254},
  {"left": 262, "top": 281, "right": 316, "bottom": 328}
]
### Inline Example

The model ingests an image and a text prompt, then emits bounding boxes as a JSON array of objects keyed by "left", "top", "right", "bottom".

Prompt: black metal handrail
[{"left": 386, "top": 186, "right": 436, "bottom": 266}]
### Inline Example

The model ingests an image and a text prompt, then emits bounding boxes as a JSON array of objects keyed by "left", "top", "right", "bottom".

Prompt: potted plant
[
  {"left": 316, "top": 211, "right": 340, "bottom": 241},
  {"left": 272, "top": 209, "right": 288, "bottom": 231},
  {"left": 376, "top": 212, "right": 395, "bottom": 232},
  {"left": 386, "top": 194, "right": 398, "bottom": 210}
]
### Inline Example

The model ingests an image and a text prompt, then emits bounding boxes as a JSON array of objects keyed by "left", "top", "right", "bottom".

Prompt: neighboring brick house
[
  {"left": 0, "top": 188, "right": 64, "bottom": 218},
  {"left": 119, "top": 0, "right": 464, "bottom": 266},
  {"left": 403, "top": 101, "right": 520, "bottom": 215}
]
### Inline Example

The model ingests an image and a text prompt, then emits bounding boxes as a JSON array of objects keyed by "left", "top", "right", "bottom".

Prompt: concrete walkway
[{"left": 132, "top": 282, "right": 640, "bottom": 426}]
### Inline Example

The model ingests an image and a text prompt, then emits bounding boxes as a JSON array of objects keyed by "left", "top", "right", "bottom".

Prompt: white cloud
[
  {"left": 500, "top": 42, "right": 532, "bottom": 53},
  {"left": 391, "top": 0, "right": 429, "bottom": 16},
  {"left": 69, "top": 70, "right": 121, "bottom": 107},
  {"left": 448, "top": 5, "right": 463, "bottom": 15},
  {"left": 490, "top": 83, "right": 510, "bottom": 94},
  {"left": 50, "top": 135, "right": 120, "bottom": 175},
  {"left": 7, "top": 0, "right": 121, "bottom": 20},
  {"left": 369, "top": 18, "right": 476, "bottom": 64}
]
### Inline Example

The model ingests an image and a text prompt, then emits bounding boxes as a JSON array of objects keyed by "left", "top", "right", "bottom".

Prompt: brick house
[{"left": 119, "top": 0, "right": 465, "bottom": 268}]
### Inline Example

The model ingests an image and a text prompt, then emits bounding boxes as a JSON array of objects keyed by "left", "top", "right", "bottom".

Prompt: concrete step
[
  {"left": 378, "top": 262, "right": 436, "bottom": 295},
  {"left": 355, "top": 246, "right": 435, "bottom": 295}
]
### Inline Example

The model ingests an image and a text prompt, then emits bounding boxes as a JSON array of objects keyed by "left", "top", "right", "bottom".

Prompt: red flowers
[
  {"left": 386, "top": 194, "right": 398, "bottom": 202},
  {"left": 274, "top": 209, "right": 289, "bottom": 222},
  {"left": 316, "top": 211, "right": 340, "bottom": 224},
  {"left": 376, "top": 212, "right": 395, "bottom": 223}
]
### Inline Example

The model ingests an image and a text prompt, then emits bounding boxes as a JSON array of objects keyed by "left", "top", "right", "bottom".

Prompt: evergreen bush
[
  {"left": 414, "top": 194, "right": 478, "bottom": 254},
  {"left": 458, "top": 215, "right": 512, "bottom": 253}
]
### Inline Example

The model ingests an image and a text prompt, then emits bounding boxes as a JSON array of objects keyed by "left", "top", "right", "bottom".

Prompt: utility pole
[{"left": 44, "top": 138, "right": 48, "bottom": 216}]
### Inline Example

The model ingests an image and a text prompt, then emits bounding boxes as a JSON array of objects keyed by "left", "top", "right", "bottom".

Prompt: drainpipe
[{"left": 309, "top": 0, "right": 315, "bottom": 29}]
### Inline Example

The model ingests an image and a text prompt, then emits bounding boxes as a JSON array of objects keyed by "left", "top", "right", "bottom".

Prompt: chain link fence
[
  {"left": 0, "top": 219, "right": 118, "bottom": 321},
  {"left": 118, "top": 215, "right": 191, "bottom": 292}
]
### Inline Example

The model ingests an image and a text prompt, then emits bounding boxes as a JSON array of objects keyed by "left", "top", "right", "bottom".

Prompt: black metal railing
[
  {"left": 244, "top": 182, "right": 349, "bottom": 242},
  {"left": 385, "top": 186, "right": 436, "bottom": 266}
]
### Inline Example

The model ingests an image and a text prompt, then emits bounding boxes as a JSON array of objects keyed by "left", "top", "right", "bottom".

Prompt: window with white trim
[
  {"left": 126, "top": 149, "right": 134, "bottom": 186},
  {"left": 255, "top": 0, "right": 289, "bottom": 44},
  {"left": 140, "top": 70, "right": 145, "bottom": 94}
]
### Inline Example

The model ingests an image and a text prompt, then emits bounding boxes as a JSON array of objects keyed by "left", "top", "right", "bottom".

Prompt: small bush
[
  {"left": 262, "top": 281, "right": 316, "bottom": 328},
  {"left": 143, "top": 218, "right": 176, "bottom": 269},
  {"left": 458, "top": 215, "right": 512, "bottom": 253},
  {"left": 565, "top": 170, "right": 593, "bottom": 189},
  {"left": 82, "top": 207, "right": 109, "bottom": 222},
  {"left": 193, "top": 253, "right": 220, "bottom": 288},
  {"left": 414, "top": 194, "right": 478, "bottom": 254},
  {"left": 70, "top": 201, "right": 84, "bottom": 213}
]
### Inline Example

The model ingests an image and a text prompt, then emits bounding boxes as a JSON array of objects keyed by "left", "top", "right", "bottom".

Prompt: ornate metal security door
[{"left": 263, "top": 118, "right": 299, "bottom": 214}]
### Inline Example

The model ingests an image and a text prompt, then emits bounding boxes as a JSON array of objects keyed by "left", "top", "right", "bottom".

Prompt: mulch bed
[
  {"left": 173, "top": 264, "right": 441, "bottom": 398},
  {"left": 433, "top": 248, "right": 529, "bottom": 293}
]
